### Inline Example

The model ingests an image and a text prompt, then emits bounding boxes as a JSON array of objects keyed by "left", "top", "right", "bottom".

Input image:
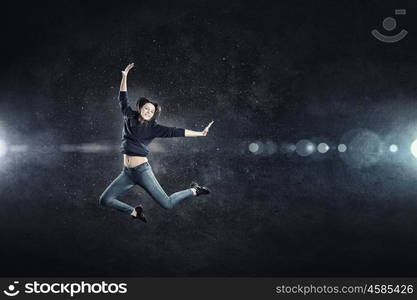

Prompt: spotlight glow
[
  {"left": 338, "top": 144, "right": 347, "bottom": 152},
  {"left": 411, "top": 140, "right": 417, "bottom": 158},
  {"left": 317, "top": 143, "right": 330, "bottom": 154},
  {"left": 389, "top": 144, "right": 398, "bottom": 153},
  {"left": 9, "top": 145, "right": 28, "bottom": 152},
  {"left": 0, "top": 139, "right": 7, "bottom": 157},
  {"left": 59, "top": 143, "right": 114, "bottom": 153}
]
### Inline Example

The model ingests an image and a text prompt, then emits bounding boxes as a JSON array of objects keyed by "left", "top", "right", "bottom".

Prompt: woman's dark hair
[{"left": 136, "top": 97, "right": 161, "bottom": 123}]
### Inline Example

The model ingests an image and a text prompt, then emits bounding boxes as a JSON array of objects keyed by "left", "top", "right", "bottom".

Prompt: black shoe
[
  {"left": 132, "top": 205, "right": 147, "bottom": 223},
  {"left": 190, "top": 182, "right": 210, "bottom": 196}
]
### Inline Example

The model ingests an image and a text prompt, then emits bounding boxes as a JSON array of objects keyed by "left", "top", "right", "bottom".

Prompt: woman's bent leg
[
  {"left": 136, "top": 166, "right": 194, "bottom": 209},
  {"left": 99, "top": 171, "right": 136, "bottom": 214}
]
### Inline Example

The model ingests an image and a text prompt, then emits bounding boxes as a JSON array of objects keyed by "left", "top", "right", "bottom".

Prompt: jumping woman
[{"left": 99, "top": 63, "right": 214, "bottom": 222}]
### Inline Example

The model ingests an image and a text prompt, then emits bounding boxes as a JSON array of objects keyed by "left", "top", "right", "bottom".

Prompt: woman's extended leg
[
  {"left": 134, "top": 165, "right": 194, "bottom": 209},
  {"left": 99, "top": 170, "right": 136, "bottom": 214}
]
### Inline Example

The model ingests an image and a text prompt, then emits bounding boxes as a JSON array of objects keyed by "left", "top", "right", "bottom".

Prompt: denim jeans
[{"left": 99, "top": 162, "right": 194, "bottom": 214}]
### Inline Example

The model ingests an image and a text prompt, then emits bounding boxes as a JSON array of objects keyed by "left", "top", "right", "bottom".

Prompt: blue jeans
[{"left": 99, "top": 162, "right": 194, "bottom": 214}]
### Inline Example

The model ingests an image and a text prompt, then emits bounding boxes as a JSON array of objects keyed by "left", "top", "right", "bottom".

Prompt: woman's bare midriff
[{"left": 123, "top": 154, "right": 148, "bottom": 168}]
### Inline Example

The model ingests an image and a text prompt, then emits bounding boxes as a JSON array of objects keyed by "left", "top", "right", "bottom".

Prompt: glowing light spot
[
  {"left": 338, "top": 144, "right": 347, "bottom": 152},
  {"left": 295, "top": 140, "right": 315, "bottom": 157},
  {"left": 249, "top": 143, "right": 260, "bottom": 153},
  {"left": 317, "top": 143, "right": 329, "bottom": 154},
  {"left": 389, "top": 144, "right": 398, "bottom": 153}
]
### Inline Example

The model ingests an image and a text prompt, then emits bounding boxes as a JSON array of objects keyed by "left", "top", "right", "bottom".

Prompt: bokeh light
[
  {"left": 317, "top": 143, "right": 330, "bottom": 154},
  {"left": 295, "top": 140, "right": 315, "bottom": 157},
  {"left": 249, "top": 142, "right": 260, "bottom": 153},
  {"left": 338, "top": 144, "right": 347, "bottom": 152},
  {"left": 389, "top": 144, "right": 398, "bottom": 153}
]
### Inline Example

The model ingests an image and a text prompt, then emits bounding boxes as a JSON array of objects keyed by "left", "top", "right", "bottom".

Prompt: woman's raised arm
[
  {"left": 119, "top": 63, "right": 135, "bottom": 116},
  {"left": 120, "top": 63, "right": 134, "bottom": 92}
]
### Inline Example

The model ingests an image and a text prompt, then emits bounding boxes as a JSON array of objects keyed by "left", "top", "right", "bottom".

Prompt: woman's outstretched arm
[
  {"left": 120, "top": 63, "right": 134, "bottom": 92},
  {"left": 185, "top": 121, "right": 214, "bottom": 137}
]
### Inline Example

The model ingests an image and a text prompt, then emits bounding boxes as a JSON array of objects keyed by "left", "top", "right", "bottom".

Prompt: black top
[{"left": 118, "top": 91, "right": 185, "bottom": 157}]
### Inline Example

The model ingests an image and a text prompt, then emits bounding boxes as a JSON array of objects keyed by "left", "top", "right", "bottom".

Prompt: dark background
[{"left": 1, "top": 0, "right": 417, "bottom": 276}]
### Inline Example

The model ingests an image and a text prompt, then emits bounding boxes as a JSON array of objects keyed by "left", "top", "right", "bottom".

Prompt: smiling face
[{"left": 139, "top": 102, "right": 156, "bottom": 121}]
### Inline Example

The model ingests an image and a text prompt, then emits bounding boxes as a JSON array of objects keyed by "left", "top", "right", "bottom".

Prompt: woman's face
[{"left": 140, "top": 102, "right": 156, "bottom": 121}]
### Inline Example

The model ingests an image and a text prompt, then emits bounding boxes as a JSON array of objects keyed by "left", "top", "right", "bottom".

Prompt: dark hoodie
[{"left": 118, "top": 91, "right": 185, "bottom": 157}]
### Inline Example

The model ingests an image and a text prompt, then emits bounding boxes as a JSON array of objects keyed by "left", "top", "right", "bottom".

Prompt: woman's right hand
[{"left": 121, "top": 63, "right": 134, "bottom": 76}]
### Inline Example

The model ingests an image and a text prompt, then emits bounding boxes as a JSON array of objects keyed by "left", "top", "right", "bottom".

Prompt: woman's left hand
[
  {"left": 121, "top": 63, "right": 135, "bottom": 77},
  {"left": 201, "top": 120, "right": 214, "bottom": 136}
]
